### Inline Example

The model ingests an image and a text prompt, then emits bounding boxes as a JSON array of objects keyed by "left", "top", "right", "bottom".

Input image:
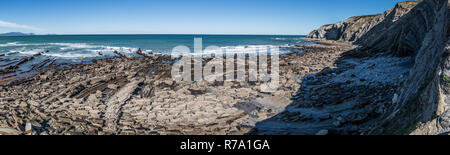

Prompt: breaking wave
[
  {"left": 42, "top": 52, "right": 99, "bottom": 58},
  {"left": 48, "top": 43, "right": 97, "bottom": 50},
  {"left": 3, "top": 42, "right": 294, "bottom": 59},
  {"left": 2, "top": 42, "right": 141, "bottom": 58},
  {"left": 0, "top": 42, "right": 45, "bottom": 47}
]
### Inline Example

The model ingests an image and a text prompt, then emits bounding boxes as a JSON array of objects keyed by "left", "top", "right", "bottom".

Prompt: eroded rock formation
[
  {"left": 361, "top": 0, "right": 449, "bottom": 134},
  {"left": 252, "top": 0, "right": 450, "bottom": 135}
]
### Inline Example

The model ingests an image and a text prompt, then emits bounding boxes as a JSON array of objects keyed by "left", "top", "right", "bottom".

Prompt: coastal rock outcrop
[
  {"left": 306, "top": 1, "right": 419, "bottom": 43},
  {"left": 251, "top": 0, "right": 450, "bottom": 135},
  {"left": 367, "top": 0, "right": 450, "bottom": 134},
  {"left": 357, "top": 0, "right": 446, "bottom": 57}
]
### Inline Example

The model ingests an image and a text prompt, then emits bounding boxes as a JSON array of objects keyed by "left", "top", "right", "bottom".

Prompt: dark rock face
[
  {"left": 358, "top": 0, "right": 448, "bottom": 57},
  {"left": 362, "top": 0, "right": 450, "bottom": 135}
]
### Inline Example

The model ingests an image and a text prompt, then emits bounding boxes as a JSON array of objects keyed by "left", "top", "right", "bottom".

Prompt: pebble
[{"left": 25, "top": 122, "right": 32, "bottom": 134}]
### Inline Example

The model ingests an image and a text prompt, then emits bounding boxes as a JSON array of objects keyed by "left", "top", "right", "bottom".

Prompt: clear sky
[{"left": 0, "top": 0, "right": 406, "bottom": 35}]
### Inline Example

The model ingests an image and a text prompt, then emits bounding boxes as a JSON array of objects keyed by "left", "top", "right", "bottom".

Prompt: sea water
[{"left": 0, "top": 34, "right": 306, "bottom": 68}]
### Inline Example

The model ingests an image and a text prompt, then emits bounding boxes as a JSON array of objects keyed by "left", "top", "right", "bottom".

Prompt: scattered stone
[
  {"left": 25, "top": 122, "right": 32, "bottom": 134},
  {"left": 392, "top": 93, "right": 399, "bottom": 104},
  {"left": 0, "top": 128, "right": 20, "bottom": 135},
  {"left": 333, "top": 121, "right": 341, "bottom": 127},
  {"left": 107, "top": 84, "right": 119, "bottom": 90},
  {"left": 316, "top": 130, "right": 329, "bottom": 135},
  {"left": 163, "top": 79, "right": 174, "bottom": 86}
]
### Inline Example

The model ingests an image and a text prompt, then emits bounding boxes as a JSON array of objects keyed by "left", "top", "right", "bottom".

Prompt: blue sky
[{"left": 0, "top": 0, "right": 405, "bottom": 35}]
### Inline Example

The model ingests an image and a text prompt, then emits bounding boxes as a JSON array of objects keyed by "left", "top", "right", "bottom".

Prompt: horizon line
[{"left": 0, "top": 32, "right": 306, "bottom": 36}]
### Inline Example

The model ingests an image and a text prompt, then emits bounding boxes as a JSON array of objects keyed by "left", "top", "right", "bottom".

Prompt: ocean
[{"left": 0, "top": 34, "right": 306, "bottom": 73}]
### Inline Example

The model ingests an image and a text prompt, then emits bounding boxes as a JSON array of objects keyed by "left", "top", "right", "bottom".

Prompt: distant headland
[{"left": 0, "top": 32, "right": 35, "bottom": 36}]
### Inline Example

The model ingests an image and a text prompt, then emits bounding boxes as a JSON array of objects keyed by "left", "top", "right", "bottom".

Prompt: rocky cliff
[
  {"left": 250, "top": 0, "right": 449, "bottom": 135},
  {"left": 309, "top": 0, "right": 450, "bottom": 135},
  {"left": 306, "top": 1, "right": 419, "bottom": 43},
  {"left": 373, "top": 0, "right": 449, "bottom": 135}
]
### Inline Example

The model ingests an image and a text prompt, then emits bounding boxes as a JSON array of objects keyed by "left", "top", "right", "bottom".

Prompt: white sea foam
[
  {"left": 44, "top": 43, "right": 138, "bottom": 58},
  {"left": 45, "top": 43, "right": 138, "bottom": 53},
  {"left": 48, "top": 43, "right": 97, "bottom": 50},
  {"left": 43, "top": 52, "right": 98, "bottom": 58},
  {"left": 95, "top": 46, "right": 139, "bottom": 53},
  {"left": 4, "top": 42, "right": 292, "bottom": 59},
  {"left": 0, "top": 42, "right": 19, "bottom": 47},
  {"left": 272, "top": 38, "right": 296, "bottom": 41},
  {"left": 44, "top": 43, "right": 139, "bottom": 57},
  {"left": 19, "top": 49, "right": 46, "bottom": 55},
  {"left": 171, "top": 45, "right": 287, "bottom": 58},
  {"left": 6, "top": 48, "right": 46, "bottom": 56},
  {"left": 203, "top": 45, "right": 278, "bottom": 54},
  {"left": 86, "top": 46, "right": 138, "bottom": 56},
  {"left": 0, "top": 42, "right": 44, "bottom": 47}
]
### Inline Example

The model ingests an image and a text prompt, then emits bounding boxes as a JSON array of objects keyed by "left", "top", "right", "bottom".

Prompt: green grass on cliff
[
  {"left": 350, "top": 14, "right": 379, "bottom": 21},
  {"left": 442, "top": 74, "right": 450, "bottom": 85}
]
